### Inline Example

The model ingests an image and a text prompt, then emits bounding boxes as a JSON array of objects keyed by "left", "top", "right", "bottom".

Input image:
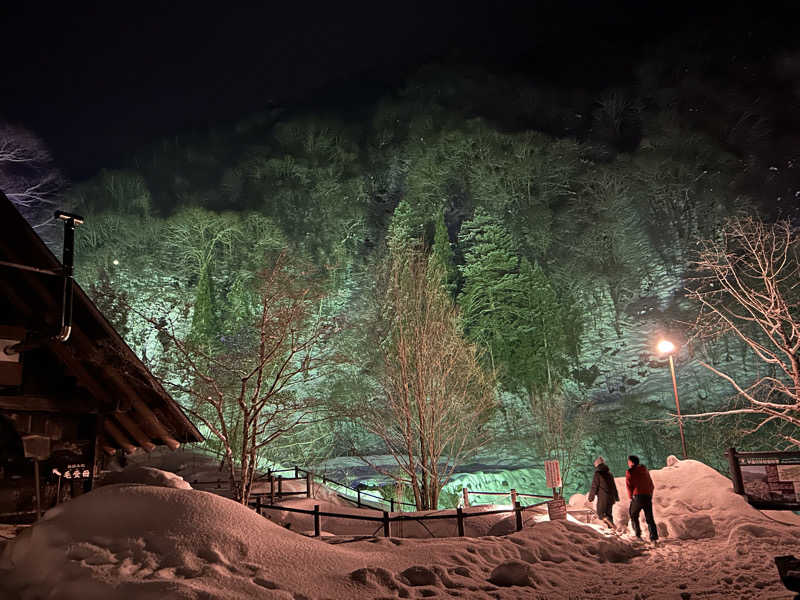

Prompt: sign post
[
  {"left": 544, "top": 459, "right": 566, "bottom": 521},
  {"left": 547, "top": 497, "right": 567, "bottom": 521}
]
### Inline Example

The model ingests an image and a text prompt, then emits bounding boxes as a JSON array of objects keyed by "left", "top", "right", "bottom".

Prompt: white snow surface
[
  {"left": 98, "top": 466, "right": 193, "bottom": 490},
  {"left": 1, "top": 458, "right": 799, "bottom": 599}
]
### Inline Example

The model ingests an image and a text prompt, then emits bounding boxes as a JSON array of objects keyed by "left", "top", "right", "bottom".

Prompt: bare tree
[
  {"left": 685, "top": 216, "right": 800, "bottom": 447},
  {"left": 356, "top": 247, "right": 497, "bottom": 510},
  {"left": 130, "top": 252, "right": 343, "bottom": 504},
  {"left": 0, "top": 121, "right": 64, "bottom": 239},
  {"left": 528, "top": 388, "right": 590, "bottom": 492}
]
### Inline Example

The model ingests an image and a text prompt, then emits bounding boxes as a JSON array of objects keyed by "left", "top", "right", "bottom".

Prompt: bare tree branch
[{"left": 684, "top": 217, "right": 800, "bottom": 446}]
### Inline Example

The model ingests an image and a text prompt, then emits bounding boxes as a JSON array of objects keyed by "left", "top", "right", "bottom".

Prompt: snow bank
[
  {"left": 572, "top": 456, "right": 800, "bottom": 540},
  {"left": 0, "top": 483, "right": 639, "bottom": 599},
  {"left": 98, "top": 466, "right": 192, "bottom": 490},
  {"left": 3, "top": 457, "right": 798, "bottom": 599}
]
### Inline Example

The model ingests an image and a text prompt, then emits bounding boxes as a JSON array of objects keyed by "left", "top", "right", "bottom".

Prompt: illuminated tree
[
  {"left": 122, "top": 252, "right": 342, "bottom": 504},
  {"left": 357, "top": 246, "right": 497, "bottom": 510},
  {"left": 431, "top": 210, "right": 458, "bottom": 296},
  {"left": 685, "top": 217, "right": 800, "bottom": 447}
]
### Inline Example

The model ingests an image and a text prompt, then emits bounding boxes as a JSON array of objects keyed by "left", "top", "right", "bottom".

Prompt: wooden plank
[
  {"left": 114, "top": 411, "right": 156, "bottom": 452},
  {"left": 103, "top": 419, "right": 137, "bottom": 454},
  {"left": 0, "top": 394, "right": 96, "bottom": 413}
]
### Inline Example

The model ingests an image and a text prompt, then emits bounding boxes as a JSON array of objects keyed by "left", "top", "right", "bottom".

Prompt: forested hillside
[{"left": 64, "top": 55, "right": 793, "bottom": 499}]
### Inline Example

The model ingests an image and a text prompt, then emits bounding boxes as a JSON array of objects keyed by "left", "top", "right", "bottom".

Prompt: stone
[{"left": 488, "top": 561, "right": 534, "bottom": 587}]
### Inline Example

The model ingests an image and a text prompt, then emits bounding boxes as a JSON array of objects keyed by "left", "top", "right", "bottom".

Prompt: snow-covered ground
[{"left": 1, "top": 457, "right": 798, "bottom": 599}]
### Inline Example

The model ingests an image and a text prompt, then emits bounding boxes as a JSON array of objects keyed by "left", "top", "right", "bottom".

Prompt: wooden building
[{"left": 0, "top": 192, "right": 202, "bottom": 520}]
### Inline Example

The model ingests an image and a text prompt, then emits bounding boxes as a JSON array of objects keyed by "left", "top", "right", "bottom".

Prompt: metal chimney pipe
[{"left": 54, "top": 211, "right": 84, "bottom": 343}]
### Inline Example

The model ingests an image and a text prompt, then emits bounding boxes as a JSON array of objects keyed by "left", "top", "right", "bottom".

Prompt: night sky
[{"left": 2, "top": 2, "right": 799, "bottom": 181}]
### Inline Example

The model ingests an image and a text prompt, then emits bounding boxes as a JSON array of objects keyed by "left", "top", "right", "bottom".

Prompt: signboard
[
  {"left": 0, "top": 325, "right": 25, "bottom": 386},
  {"left": 22, "top": 435, "right": 51, "bottom": 460},
  {"left": 727, "top": 448, "right": 800, "bottom": 510},
  {"left": 544, "top": 460, "right": 562, "bottom": 489},
  {"left": 547, "top": 497, "right": 567, "bottom": 521},
  {"left": 63, "top": 463, "right": 91, "bottom": 480}
]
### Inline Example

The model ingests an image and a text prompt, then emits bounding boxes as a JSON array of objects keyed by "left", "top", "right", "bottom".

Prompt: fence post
[
  {"left": 390, "top": 498, "right": 395, "bottom": 512},
  {"left": 462, "top": 487, "right": 470, "bottom": 507},
  {"left": 314, "top": 505, "right": 320, "bottom": 537},
  {"left": 357, "top": 489, "right": 361, "bottom": 508},
  {"left": 277, "top": 475, "right": 283, "bottom": 498},
  {"left": 294, "top": 466, "right": 299, "bottom": 479},
  {"left": 727, "top": 447, "right": 745, "bottom": 495},
  {"left": 514, "top": 501, "right": 523, "bottom": 532},
  {"left": 269, "top": 474, "right": 275, "bottom": 504},
  {"left": 383, "top": 511, "right": 390, "bottom": 537},
  {"left": 457, "top": 507, "right": 465, "bottom": 537},
  {"left": 255, "top": 495, "right": 262, "bottom": 515},
  {"left": 306, "top": 471, "right": 312, "bottom": 498},
  {"left": 510, "top": 489, "right": 518, "bottom": 508}
]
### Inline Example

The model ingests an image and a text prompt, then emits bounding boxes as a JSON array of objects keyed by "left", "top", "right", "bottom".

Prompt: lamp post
[{"left": 657, "top": 339, "right": 687, "bottom": 459}]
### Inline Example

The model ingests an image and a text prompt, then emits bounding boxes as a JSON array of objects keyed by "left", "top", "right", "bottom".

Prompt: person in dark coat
[
  {"left": 587, "top": 456, "right": 619, "bottom": 527},
  {"left": 625, "top": 454, "right": 658, "bottom": 542}
]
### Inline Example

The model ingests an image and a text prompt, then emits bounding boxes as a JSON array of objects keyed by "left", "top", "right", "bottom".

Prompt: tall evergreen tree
[
  {"left": 458, "top": 210, "right": 578, "bottom": 392},
  {"left": 458, "top": 210, "right": 522, "bottom": 374},
  {"left": 190, "top": 260, "right": 220, "bottom": 346},
  {"left": 430, "top": 210, "right": 458, "bottom": 296},
  {"left": 387, "top": 200, "right": 424, "bottom": 252}
]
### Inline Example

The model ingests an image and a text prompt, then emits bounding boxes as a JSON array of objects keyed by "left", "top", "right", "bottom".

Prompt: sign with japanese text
[
  {"left": 544, "top": 460, "right": 562, "bottom": 489},
  {"left": 63, "top": 463, "right": 91, "bottom": 480}
]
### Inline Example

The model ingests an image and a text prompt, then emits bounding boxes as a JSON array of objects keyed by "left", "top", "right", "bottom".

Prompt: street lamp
[{"left": 657, "top": 339, "right": 687, "bottom": 459}]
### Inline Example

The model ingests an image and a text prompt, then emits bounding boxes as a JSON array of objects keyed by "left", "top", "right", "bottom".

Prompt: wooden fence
[
  {"left": 251, "top": 499, "right": 550, "bottom": 538},
  {"left": 461, "top": 487, "right": 555, "bottom": 507},
  {"left": 190, "top": 465, "right": 418, "bottom": 511},
  {"left": 190, "top": 466, "right": 602, "bottom": 537},
  {"left": 191, "top": 466, "right": 571, "bottom": 515}
]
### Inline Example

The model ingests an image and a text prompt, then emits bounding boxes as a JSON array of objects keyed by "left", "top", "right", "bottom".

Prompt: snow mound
[
  {"left": 489, "top": 560, "right": 537, "bottom": 587},
  {"left": 0, "top": 484, "right": 640, "bottom": 599},
  {"left": 572, "top": 457, "right": 800, "bottom": 538},
  {"left": 98, "top": 466, "right": 192, "bottom": 490}
]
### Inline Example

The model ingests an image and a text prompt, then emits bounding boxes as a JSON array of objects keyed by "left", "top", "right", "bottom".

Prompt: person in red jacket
[{"left": 625, "top": 455, "right": 658, "bottom": 543}]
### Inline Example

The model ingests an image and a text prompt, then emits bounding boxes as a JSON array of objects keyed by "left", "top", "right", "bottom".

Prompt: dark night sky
[{"left": 1, "top": 2, "right": 798, "bottom": 180}]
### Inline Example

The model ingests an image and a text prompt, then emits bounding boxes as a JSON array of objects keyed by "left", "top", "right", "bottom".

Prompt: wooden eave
[{"left": 0, "top": 191, "right": 203, "bottom": 454}]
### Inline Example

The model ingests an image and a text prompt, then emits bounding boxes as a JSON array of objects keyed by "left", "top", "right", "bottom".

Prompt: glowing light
[
  {"left": 657, "top": 339, "right": 676, "bottom": 354},
  {"left": 112, "top": 259, "right": 119, "bottom": 265}
]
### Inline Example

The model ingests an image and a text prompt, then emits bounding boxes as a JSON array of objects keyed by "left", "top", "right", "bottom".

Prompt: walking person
[
  {"left": 587, "top": 456, "right": 618, "bottom": 528},
  {"left": 625, "top": 455, "right": 658, "bottom": 544}
]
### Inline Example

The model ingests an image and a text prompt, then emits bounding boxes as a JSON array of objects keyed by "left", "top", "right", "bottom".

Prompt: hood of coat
[{"left": 595, "top": 463, "right": 610, "bottom": 474}]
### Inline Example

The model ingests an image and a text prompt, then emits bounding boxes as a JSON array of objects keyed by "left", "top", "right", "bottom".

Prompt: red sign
[{"left": 545, "top": 460, "right": 562, "bottom": 489}]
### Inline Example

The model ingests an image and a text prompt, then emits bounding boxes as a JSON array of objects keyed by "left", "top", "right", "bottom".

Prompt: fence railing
[
  {"left": 461, "top": 487, "right": 555, "bottom": 508},
  {"left": 190, "top": 465, "right": 418, "bottom": 512},
  {"left": 190, "top": 467, "right": 570, "bottom": 517},
  {"left": 251, "top": 499, "right": 552, "bottom": 538}
]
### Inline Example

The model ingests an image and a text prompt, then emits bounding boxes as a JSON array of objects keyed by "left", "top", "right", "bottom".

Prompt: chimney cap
[{"left": 55, "top": 210, "right": 84, "bottom": 225}]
